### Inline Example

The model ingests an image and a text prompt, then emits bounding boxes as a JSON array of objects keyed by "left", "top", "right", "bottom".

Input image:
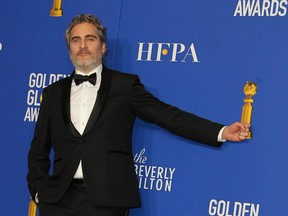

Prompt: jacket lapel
[
  {"left": 61, "top": 72, "right": 81, "bottom": 137},
  {"left": 83, "top": 66, "right": 111, "bottom": 135}
]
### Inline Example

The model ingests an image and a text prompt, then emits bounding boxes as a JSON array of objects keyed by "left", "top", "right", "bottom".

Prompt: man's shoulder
[
  {"left": 44, "top": 74, "right": 72, "bottom": 92},
  {"left": 104, "top": 66, "right": 139, "bottom": 80}
]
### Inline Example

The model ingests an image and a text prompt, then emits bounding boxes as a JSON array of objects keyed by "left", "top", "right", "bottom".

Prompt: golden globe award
[
  {"left": 241, "top": 81, "right": 257, "bottom": 139},
  {"left": 50, "top": 0, "right": 63, "bottom": 17},
  {"left": 28, "top": 199, "right": 37, "bottom": 216}
]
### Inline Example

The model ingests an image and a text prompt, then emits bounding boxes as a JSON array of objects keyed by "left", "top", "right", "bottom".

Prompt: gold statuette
[
  {"left": 28, "top": 199, "right": 37, "bottom": 216},
  {"left": 241, "top": 81, "right": 257, "bottom": 139},
  {"left": 50, "top": 0, "right": 63, "bottom": 17}
]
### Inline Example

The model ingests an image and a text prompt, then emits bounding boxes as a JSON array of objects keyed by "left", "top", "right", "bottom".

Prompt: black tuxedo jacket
[{"left": 27, "top": 66, "right": 224, "bottom": 208}]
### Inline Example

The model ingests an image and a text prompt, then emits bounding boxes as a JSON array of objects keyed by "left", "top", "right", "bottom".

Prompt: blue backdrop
[{"left": 0, "top": 0, "right": 287, "bottom": 215}]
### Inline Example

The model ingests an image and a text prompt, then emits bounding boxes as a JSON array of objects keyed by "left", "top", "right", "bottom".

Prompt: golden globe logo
[
  {"left": 0, "top": 42, "right": 2, "bottom": 51},
  {"left": 24, "top": 72, "right": 68, "bottom": 122},
  {"left": 136, "top": 42, "right": 200, "bottom": 63}
]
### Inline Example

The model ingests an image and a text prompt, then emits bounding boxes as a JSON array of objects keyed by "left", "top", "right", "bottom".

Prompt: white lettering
[
  {"left": 156, "top": 43, "right": 170, "bottom": 61},
  {"left": 209, "top": 199, "right": 218, "bottom": 215},
  {"left": 270, "top": 0, "right": 279, "bottom": 16},
  {"left": 242, "top": 203, "right": 250, "bottom": 215},
  {"left": 134, "top": 149, "right": 175, "bottom": 192},
  {"left": 29, "top": 73, "right": 47, "bottom": 88},
  {"left": 243, "top": 0, "right": 256, "bottom": 16},
  {"left": 134, "top": 148, "right": 147, "bottom": 163},
  {"left": 279, "top": 0, "right": 288, "bottom": 15},
  {"left": 137, "top": 42, "right": 154, "bottom": 61},
  {"left": 208, "top": 199, "right": 260, "bottom": 216},
  {"left": 233, "top": 202, "right": 242, "bottom": 216},
  {"left": 250, "top": 203, "right": 260, "bottom": 215},
  {"left": 136, "top": 42, "right": 200, "bottom": 62},
  {"left": 262, "top": 0, "right": 271, "bottom": 16},
  {"left": 24, "top": 107, "right": 40, "bottom": 122},
  {"left": 26, "top": 90, "right": 41, "bottom": 106},
  {"left": 252, "top": 0, "right": 261, "bottom": 16},
  {"left": 138, "top": 176, "right": 173, "bottom": 192},
  {"left": 181, "top": 43, "right": 200, "bottom": 62},
  {"left": 234, "top": 0, "right": 288, "bottom": 16},
  {"left": 234, "top": 1, "right": 243, "bottom": 16},
  {"left": 171, "top": 43, "right": 185, "bottom": 62},
  {"left": 29, "top": 73, "right": 68, "bottom": 88},
  {"left": 217, "top": 200, "right": 226, "bottom": 216}
]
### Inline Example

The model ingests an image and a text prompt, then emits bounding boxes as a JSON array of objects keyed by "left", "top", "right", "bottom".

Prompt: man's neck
[
  {"left": 75, "top": 64, "right": 103, "bottom": 76},
  {"left": 76, "top": 64, "right": 103, "bottom": 75}
]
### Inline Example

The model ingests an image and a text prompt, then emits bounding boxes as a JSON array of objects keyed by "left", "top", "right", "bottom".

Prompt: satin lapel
[
  {"left": 61, "top": 72, "right": 81, "bottom": 137},
  {"left": 83, "top": 67, "right": 111, "bottom": 135}
]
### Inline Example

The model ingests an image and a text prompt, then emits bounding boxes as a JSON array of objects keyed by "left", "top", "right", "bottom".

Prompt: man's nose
[{"left": 80, "top": 39, "right": 87, "bottom": 48}]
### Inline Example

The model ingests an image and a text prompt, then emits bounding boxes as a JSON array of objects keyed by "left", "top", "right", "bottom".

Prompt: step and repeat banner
[{"left": 1, "top": 0, "right": 288, "bottom": 215}]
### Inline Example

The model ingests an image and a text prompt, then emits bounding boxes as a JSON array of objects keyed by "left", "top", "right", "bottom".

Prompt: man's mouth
[{"left": 77, "top": 50, "right": 91, "bottom": 56}]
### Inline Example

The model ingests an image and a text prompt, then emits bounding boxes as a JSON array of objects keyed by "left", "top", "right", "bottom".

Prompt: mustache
[{"left": 76, "top": 49, "right": 91, "bottom": 55}]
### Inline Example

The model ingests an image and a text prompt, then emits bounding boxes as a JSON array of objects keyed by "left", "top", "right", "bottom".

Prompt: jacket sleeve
[
  {"left": 27, "top": 88, "right": 52, "bottom": 201},
  {"left": 130, "top": 75, "right": 225, "bottom": 147}
]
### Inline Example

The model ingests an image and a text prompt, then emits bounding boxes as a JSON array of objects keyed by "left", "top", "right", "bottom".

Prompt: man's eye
[
  {"left": 71, "top": 38, "right": 80, "bottom": 43},
  {"left": 86, "top": 37, "right": 95, "bottom": 41}
]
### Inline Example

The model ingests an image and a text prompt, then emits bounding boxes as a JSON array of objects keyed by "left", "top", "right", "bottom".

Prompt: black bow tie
[{"left": 74, "top": 73, "right": 97, "bottom": 86}]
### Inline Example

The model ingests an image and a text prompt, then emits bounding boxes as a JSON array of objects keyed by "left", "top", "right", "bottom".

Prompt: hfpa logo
[{"left": 136, "top": 42, "right": 200, "bottom": 63}]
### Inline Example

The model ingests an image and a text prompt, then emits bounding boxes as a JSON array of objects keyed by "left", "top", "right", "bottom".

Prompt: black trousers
[{"left": 39, "top": 180, "right": 129, "bottom": 216}]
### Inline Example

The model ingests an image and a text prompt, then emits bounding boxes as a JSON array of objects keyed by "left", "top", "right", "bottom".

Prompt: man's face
[{"left": 69, "top": 22, "right": 106, "bottom": 73}]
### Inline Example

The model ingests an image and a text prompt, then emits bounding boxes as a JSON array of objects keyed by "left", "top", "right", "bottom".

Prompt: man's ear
[{"left": 101, "top": 43, "right": 107, "bottom": 55}]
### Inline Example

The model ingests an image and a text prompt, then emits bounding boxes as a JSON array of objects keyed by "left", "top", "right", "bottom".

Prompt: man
[{"left": 27, "top": 14, "right": 250, "bottom": 216}]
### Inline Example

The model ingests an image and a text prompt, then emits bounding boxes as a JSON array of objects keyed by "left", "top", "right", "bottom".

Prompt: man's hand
[{"left": 222, "top": 122, "right": 250, "bottom": 142}]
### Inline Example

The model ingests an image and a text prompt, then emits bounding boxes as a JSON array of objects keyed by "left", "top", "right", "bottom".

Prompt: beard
[{"left": 70, "top": 48, "right": 103, "bottom": 73}]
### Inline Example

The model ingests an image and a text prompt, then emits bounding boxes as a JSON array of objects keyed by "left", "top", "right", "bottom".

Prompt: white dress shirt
[
  {"left": 71, "top": 64, "right": 102, "bottom": 179},
  {"left": 218, "top": 126, "right": 226, "bottom": 142}
]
